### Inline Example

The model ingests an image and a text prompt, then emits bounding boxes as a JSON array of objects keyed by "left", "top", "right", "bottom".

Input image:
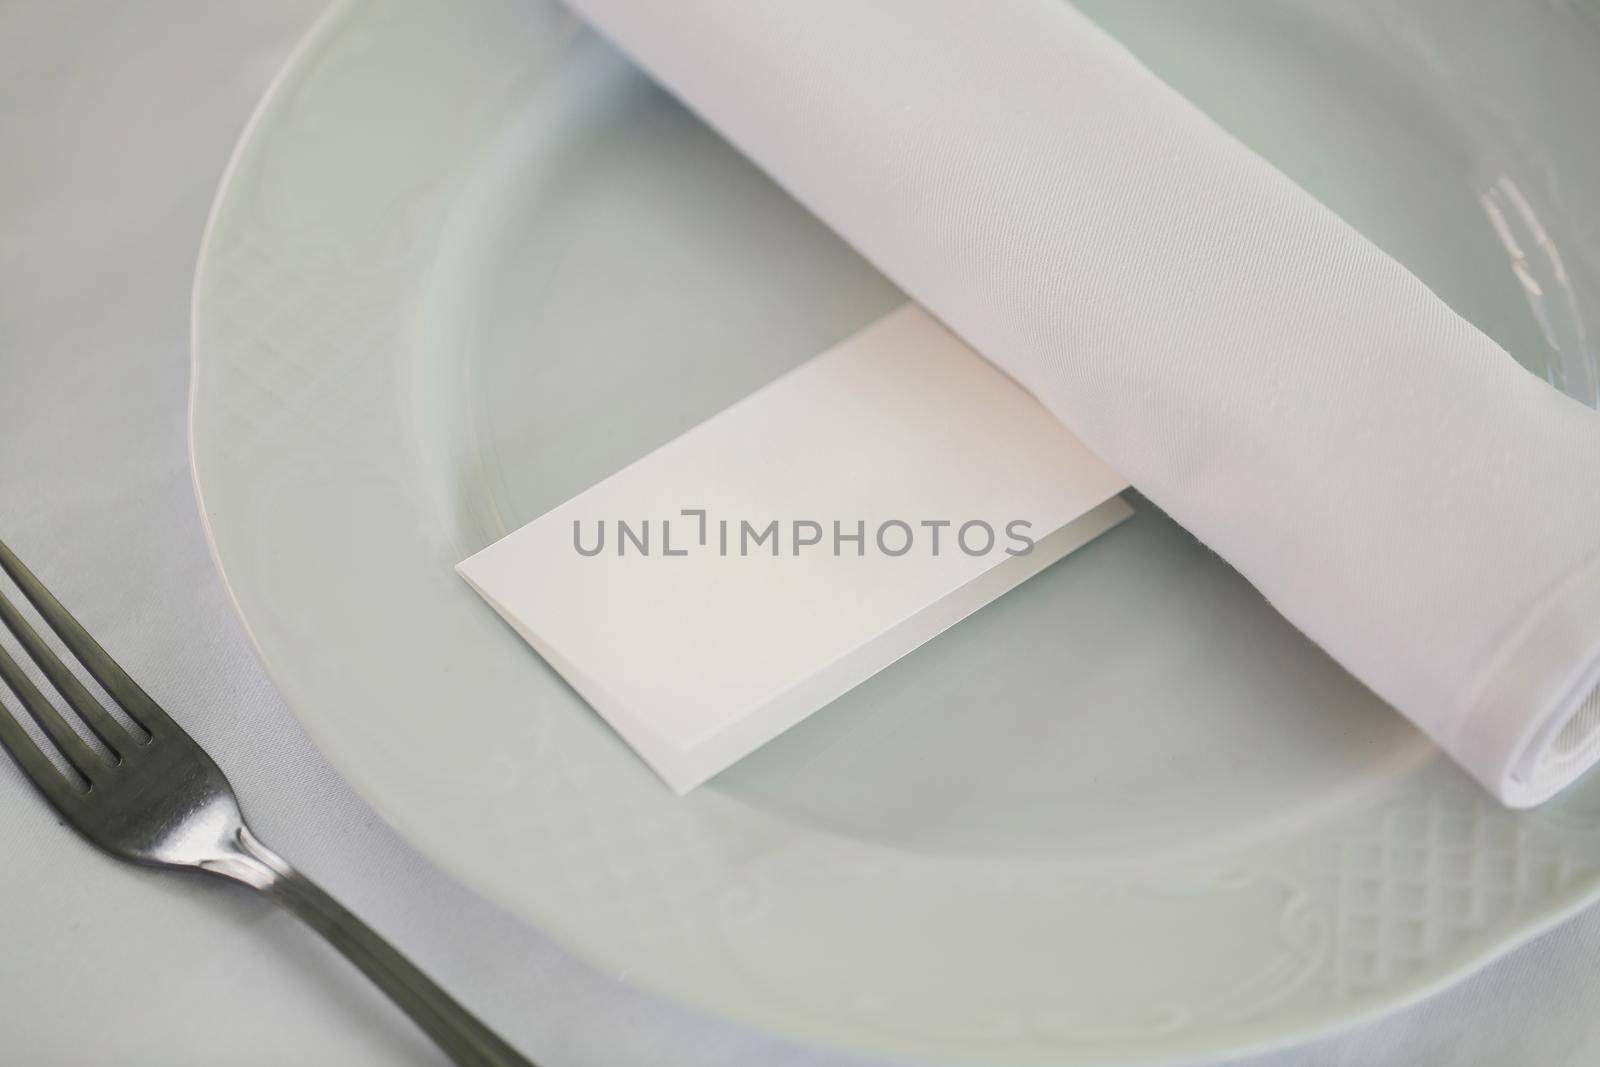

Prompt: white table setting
[{"left": 3, "top": 2, "right": 1600, "bottom": 1065}]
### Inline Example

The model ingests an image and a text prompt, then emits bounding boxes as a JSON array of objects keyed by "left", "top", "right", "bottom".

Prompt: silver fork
[{"left": 0, "top": 538, "right": 535, "bottom": 1067}]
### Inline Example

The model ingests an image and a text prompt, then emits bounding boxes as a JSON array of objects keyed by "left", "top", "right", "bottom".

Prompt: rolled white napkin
[{"left": 561, "top": 0, "right": 1600, "bottom": 805}]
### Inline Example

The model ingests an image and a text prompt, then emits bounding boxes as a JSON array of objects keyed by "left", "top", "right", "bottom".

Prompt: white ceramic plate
[{"left": 191, "top": 1, "right": 1600, "bottom": 1063}]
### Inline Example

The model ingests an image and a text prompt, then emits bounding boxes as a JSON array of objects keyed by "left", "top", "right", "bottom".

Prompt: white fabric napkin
[{"left": 560, "top": 0, "right": 1600, "bottom": 805}]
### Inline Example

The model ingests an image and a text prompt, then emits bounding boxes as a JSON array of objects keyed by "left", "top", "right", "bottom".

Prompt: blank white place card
[{"left": 458, "top": 304, "right": 1131, "bottom": 792}]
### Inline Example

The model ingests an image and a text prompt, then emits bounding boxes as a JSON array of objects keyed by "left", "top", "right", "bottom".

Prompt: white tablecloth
[{"left": 1, "top": 4, "right": 1597, "bottom": 1065}]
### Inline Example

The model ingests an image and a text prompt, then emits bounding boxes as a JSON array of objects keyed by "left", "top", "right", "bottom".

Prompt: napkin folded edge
[{"left": 1466, "top": 550, "right": 1600, "bottom": 806}]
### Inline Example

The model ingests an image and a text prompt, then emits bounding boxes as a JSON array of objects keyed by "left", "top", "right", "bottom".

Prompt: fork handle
[{"left": 206, "top": 827, "right": 536, "bottom": 1067}]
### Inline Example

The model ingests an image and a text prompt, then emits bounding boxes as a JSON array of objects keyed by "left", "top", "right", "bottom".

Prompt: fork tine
[
  {"left": 0, "top": 587, "right": 133, "bottom": 756},
  {"left": 0, "top": 538, "right": 174, "bottom": 737},
  {"left": 0, "top": 640, "right": 104, "bottom": 781},
  {"left": 0, "top": 692, "right": 86, "bottom": 805}
]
